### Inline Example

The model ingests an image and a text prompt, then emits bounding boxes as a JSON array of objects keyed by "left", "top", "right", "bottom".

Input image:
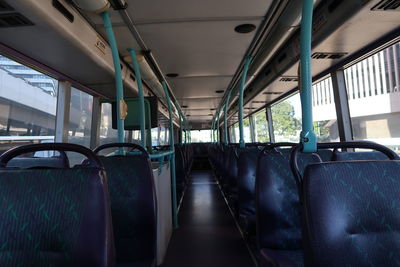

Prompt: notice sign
[{"left": 95, "top": 36, "right": 107, "bottom": 55}]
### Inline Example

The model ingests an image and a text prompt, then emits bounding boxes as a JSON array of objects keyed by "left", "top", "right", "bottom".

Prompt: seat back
[
  {"left": 174, "top": 144, "right": 187, "bottom": 187},
  {"left": 7, "top": 152, "right": 69, "bottom": 169},
  {"left": 94, "top": 143, "right": 157, "bottom": 266},
  {"left": 256, "top": 145, "right": 321, "bottom": 250},
  {"left": 237, "top": 146, "right": 260, "bottom": 218},
  {"left": 0, "top": 143, "right": 114, "bottom": 267},
  {"left": 333, "top": 150, "right": 388, "bottom": 161},
  {"left": 303, "top": 160, "right": 400, "bottom": 266}
]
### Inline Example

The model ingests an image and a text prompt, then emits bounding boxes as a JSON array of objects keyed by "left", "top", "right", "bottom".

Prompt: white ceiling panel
[
  {"left": 168, "top": 76, "right": 232, "bottom": 98},
  {"left": 136, "top": 20, "right": 262, "bottom": 77},
  {"left": 180, "top": 97, "right": 221, "bottom": 110},
  {"left": 127, "top": 0, "right": 273, "bottom": 22}
]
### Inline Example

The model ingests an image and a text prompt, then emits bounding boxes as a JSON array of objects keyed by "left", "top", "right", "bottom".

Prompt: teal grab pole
[
  {"left": 101, "top": 11, "right": 124, "bottom": 143},
  {"left": 128, "top": 48, "right": 146, "bottom": 148},
  {"left": 299, "top": 0, "right": 317, "bottom": 152},
  {"left": 161, "top": 81, "right": 178, "bottom": 228},
  {"left": 224, "top": 90, "right": 232, "bottom": 146},
  {"left": 238, "top": 56, "right": 253, "bottom": 148}
]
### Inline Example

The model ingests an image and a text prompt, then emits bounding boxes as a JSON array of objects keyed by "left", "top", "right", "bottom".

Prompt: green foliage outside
[
  {"left": 271, "top": 101, "right": 301, "bottom": 142},
  {"left": 254, "top": 111, "right": 269, "bottom": 142}
]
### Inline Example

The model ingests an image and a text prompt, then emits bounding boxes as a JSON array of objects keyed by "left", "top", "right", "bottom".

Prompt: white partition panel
[{"left": 152, "top": 162, "right": 173, "bottom": 265}]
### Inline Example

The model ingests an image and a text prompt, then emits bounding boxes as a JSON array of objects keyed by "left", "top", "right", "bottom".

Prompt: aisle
[{"left": 161, "top": 171, "right": 254, "bottom": 267}]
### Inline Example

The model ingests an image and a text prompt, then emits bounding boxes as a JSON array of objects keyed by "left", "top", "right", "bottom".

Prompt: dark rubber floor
[{"left": 161, "top": 171, "right": 255, "bottom": 267}]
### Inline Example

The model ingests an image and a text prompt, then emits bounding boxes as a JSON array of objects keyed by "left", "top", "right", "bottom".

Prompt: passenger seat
[
  {"left": 0, "top": 143, "right": 115, "bottom": 267},
  {"left": 94, "top": 143, "right": 157, "bottom": 267}
]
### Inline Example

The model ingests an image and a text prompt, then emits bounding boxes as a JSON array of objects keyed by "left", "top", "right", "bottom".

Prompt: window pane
[
  {"left": 151, "top": 127, "right": 159, "bottom": 146},
  {"left": 234, "top": 123, "right": 239, "bottom": 143},
  {"left": 99, "top": 103, "right": 130, "bottom": 145},
  {"left": 68, "top": 87, "right": 92, "bottom": 148},
  {"left": 0, "top": 55, "right": 58, "bottom": 151},
  {"left": 271, "top": 93, "right": 302, "bottom": 142},
  {"left": 345, "top": 42, "right": 400, "bottom": 152},
  {"left": 190, "top": 130, "right": 211, "bottom": 143},
  {"left": 254, "top": 109, "right": 270, "bottom": 143},
  {"left": 159, "top": 126, "right": 167, "bottom": 146},
  {"left": 243, "top": 117, "right": 252, "bottom": 143},
  {"left": 312, "top": 77, "right": 339, "bottom": 142}
]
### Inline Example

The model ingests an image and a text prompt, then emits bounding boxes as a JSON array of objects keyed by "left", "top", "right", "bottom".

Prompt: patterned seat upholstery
[
  {"left": 257, "top": 148, "right": 323, "bottom": 267},
  {"left": 0, "top": 144, "right": 114, "bottom": 267},
  {"left": 99, "top": 155, "right": 157, "bottom": 267},
  {"left": 174, "top": 144, "right": 187, "bottom": 197},
  {"left": 333, "top": 150, "right": 388, "bottom": 161},
  {"left": 302, "top": 160, "right": 400, "bottom": 266},
  {"left": 237, "top": 146, "right": 260, "bottom": 234}
]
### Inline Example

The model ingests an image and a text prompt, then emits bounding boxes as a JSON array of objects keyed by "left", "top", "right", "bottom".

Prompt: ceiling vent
[
  {"left": 371, "top": 0, "right": 400, "bottom": 11},
  {"left": 263, "top": 91, "right": 283, "bottom": 95},
  {"left": 0, "top": 13, "right": 34, "bottom": 27},
  {"left": 312, "top": 52, "right": 347, "bottom": 59},
  {"left": 252, "top": 101, "right": 267, "bottom": 104},
  {"left": 279, "top": 76, "right": 298, "bottom": 82},
  {"left": 0, "top": 0, "right": 13, "bottom": 12}
]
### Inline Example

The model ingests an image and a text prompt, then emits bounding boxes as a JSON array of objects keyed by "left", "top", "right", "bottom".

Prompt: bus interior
[{"left": 0, "top": 0, "right": 399, "bottom": 266}]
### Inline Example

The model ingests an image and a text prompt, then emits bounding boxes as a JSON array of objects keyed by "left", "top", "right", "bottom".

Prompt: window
[
  {"left": 231, "top": 120, "right": 251, "bottom": 143},
  {"left": 229, "top": 125, "right": 236, "bottom": 143},
  {"left": 234, "top": 123, "right": 239, "bottom": 143},
  {"left": 159, "top": 126, "right": 168, "bottom": 146},
  {"left": 190, "top": 130, "right": 211, "bottom": 143},
  {"left": 271, "top": 93, "right": 302, "bottom": 142},
  {"left": 243, "top": 117, "right": 252, "bottom": 143},
  {"left": 253, "top": 109, "right": 270, "bottom": 143},
  {"left": 151, "top": 127, "right": 159, "bottom": 146},
  {"left": 345, "top": 42, "right": 400, "bottom": 153},
  {"left": 99, "top": 103, "right": 130, "bottom": 145},
  {"left": 0, "top": 55, "right": 58, "bottom": 151},
  {"left": 68, "top": 87, "right": 93, "bottom": 148},
  {"left": 312, "top": 77, "right": 339, "bottom": 142}
]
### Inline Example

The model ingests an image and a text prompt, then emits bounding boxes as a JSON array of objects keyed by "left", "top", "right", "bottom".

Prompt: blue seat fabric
[
  {"left": 256, "top": 148, "right": 328, "bottom": 267},
  {"left": 333, "top": 150, "right": 388, "bottom": 161},
  {"left": 302, "top": 160, "right": 400, "bottom": 267},
  {"left": 0, "top": 168, "right": 114, "bottom": 267},
  {"left": 99, "top": 155, "right": 157, "bottom": 267}
]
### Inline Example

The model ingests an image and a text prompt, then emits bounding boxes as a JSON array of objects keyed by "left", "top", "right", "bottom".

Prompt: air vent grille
[
  {"left": 263, "top": 91, "right": 283, "bottom": 95},
  {"left": 312, "top": 52, "right": 347, "bottom": 59},
  {"left": 372, "top": 0, "right": 400, "bottom": 11},
  {"left": 0, "top": 0, "right": 13, "bottom": 12},
  {"left": 252, "top": 101, "right": 267, "bottom": 104},
  {"left": 0, "top": 13, "right": 33, "bottom": 28},
  {"left": 279, "top": 77, "right": 298, "bottom": 82}
]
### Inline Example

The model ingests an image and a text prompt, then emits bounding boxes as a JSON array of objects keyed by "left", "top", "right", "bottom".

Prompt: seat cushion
[{"left": 260, "top": 249, "right": 303, "bottom": 267}]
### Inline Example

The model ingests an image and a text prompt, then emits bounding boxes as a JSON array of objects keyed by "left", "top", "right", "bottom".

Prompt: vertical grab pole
[
  {"left": 238, "top": 56, "right": 252, "bottom": 148},
  {"left": 299, "top": 0, "right": 317, "bottom": 152},
  {"left": 101, "top": 11, "right": 124, "bottom": 142},
  {"left": 162, "top": 81, "right": 178, "bottom": 228},
  {"left": 224, "top": 90, "right": 232, "bottom": 146},
  {"left": 128, "top": 49, "right": 146, "bottom": 148}
]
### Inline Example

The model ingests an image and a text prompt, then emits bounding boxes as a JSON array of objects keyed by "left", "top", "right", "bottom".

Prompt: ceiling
[{"left": 84, "top": 0, "right": 274, "bottom": 125}]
